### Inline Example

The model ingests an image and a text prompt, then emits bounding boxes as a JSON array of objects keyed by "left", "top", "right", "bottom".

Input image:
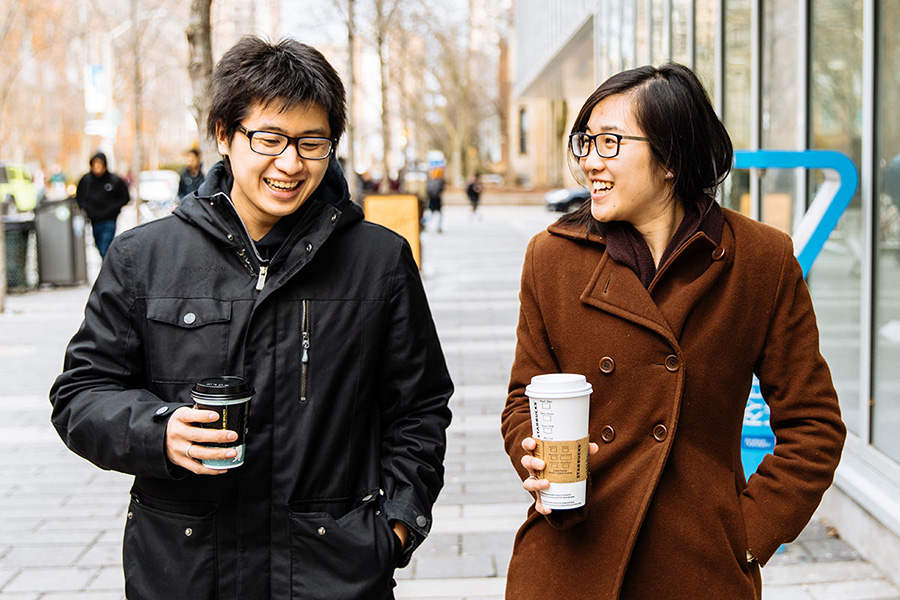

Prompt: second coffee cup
[
  {"left": 525, "top": 373, "right": 592, "bottom": 509},
  {"left": 191, "top": 376, "right": 254, "bottom": 469}
]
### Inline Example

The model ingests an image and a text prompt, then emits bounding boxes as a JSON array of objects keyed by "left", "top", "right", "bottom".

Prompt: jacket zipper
[{"left": 300, "top": 299, "right": 310, "bottom": 403}]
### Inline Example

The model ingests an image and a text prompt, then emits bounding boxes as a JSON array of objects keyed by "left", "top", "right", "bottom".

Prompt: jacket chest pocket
[{"left": 146, "top": 298, "right": 232, "bottom": 384}]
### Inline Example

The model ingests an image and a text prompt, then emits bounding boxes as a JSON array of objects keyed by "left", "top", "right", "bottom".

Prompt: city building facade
[{"left": 512, "top": 0, "right": 900, "bottom": 585}]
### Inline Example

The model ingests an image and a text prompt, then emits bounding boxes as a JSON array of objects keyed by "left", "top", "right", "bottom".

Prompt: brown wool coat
[{"left": 501, "top": 208, "right": 846, "bottom": 600}]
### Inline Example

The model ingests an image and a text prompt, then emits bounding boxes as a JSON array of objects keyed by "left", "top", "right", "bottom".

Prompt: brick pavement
[{"left": 0, "top": 204, "right": 898, "bottom": 599}]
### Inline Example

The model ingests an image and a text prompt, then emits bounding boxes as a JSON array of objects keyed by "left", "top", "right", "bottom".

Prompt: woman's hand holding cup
[{"left": 521, "top": 436, "right": 600, "bottom": 514}]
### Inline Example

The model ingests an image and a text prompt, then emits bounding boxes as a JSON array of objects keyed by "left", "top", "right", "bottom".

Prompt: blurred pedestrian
[
  {"left": 466, "top": 173, "right": 482, "bottom": 216},
  {"left": 424, "top": 167, "right": 445, "bottom": 233},
  {"left": 51, "top": 36, "right": 452, "bottom": 600},
  {"left": 501, "top": 63, "right": 846, "bottom": 599},
  {"left": 74, "top": 152, "right": 130, "bottom": 259},
  {"left": 177, "top": 148, "right": 205, "bottom": 199}
]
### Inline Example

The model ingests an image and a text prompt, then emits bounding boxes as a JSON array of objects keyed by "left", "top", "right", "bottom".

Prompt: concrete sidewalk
[{"left": 0, "top": 204, "right": 898, "bottom": 599}]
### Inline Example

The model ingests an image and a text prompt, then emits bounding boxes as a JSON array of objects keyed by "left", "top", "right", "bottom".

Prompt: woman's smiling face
[
  {"left": 217, "top": 101, "right": 331, "bottom": 240},
  {"left": 579, "top": 93, "right": 674, "bottom": 229}
]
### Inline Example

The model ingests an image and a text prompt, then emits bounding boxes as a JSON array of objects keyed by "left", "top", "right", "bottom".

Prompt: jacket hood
[{"left": 175, "top": 158, "right": 364, "bottom": 240}]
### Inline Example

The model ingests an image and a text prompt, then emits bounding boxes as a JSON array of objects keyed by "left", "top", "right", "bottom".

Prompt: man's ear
[{"left": 215, "top": 122, "right": 230, "bottom": 156}]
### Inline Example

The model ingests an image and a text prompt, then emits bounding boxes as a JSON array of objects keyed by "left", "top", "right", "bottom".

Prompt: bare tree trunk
[
  {"left": 131, "top": 0, "right": 144, "bottom": 223},
  {"left": 497, "top": 5, "right": 511, "bottom": 180},
  {"left": 345, "top": 0, "right": 356, "bottom": 188},
  {"left": 187, "top": 0, "right": 215, "bottom": 167},
  {"left": 378, "top": 35, "right": 390, "bottom": 191}
]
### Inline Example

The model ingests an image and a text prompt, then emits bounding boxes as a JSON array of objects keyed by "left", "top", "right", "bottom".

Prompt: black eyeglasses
[
  {"left": 236, "top": 125, "right": 334, "bottom": 160},
  {"left": 570, "top": 131, "right": 650, "bottom": 159}
]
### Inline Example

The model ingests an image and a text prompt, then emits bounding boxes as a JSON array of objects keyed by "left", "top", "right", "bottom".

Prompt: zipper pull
[
  {"left": 256, "top": 265, "right": 268, "bottom": 291},
  {"left": 301, "top": 332, "right": 310, "bottom": 363}
]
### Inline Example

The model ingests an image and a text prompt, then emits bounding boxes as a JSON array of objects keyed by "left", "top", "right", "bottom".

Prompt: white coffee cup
[{"left": 525, "top": 373, "right": 592, "bottom": 509}]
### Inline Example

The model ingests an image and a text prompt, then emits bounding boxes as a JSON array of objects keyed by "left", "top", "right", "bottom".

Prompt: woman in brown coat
[{"left": 500, "top": 63, "right": 846, "bottom": 599}]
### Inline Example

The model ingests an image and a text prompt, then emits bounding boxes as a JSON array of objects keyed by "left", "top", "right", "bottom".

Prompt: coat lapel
[{"left": 581, "top": 251, "right": 677, "bottom": 345}]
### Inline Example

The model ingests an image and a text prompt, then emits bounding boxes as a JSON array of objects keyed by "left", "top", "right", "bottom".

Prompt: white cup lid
[{"left": 525, "top": 373, "right": 593, "bottom": 399}]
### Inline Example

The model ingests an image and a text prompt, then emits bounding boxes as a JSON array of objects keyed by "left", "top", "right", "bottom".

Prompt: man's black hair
[{"left": 206, "top": 36, "right": 347, "bottom": 146}]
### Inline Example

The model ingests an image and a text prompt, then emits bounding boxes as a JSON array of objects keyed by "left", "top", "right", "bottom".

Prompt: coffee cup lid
[
  {"left": 525, "top": 373, "right": 593, "bottom": 399},
  {"left": 192, "top": 376, "right": 254, "bottom": 400}
]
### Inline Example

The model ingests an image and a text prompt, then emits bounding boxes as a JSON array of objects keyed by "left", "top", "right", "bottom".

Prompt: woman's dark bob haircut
[
  {"left": 206, "top": 36, "right": 347, "bottom": 146},
  {"left": 566, "top": 62, "right": 732, "bottom": 218}
]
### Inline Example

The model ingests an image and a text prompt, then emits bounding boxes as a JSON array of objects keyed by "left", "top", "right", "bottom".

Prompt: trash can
[
  {"left": 36, "top": 197, "right": 87, "bottom": 286},
  {"left": 3, "top": 216, "right": 37, "bottom": 291}
]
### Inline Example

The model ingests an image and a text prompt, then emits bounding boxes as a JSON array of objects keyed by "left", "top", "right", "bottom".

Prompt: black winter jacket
[
  {"left": 75, "top": 170, "right": 130, "bottom": 222},
  {"left": 50, "top": 160, "right": 453, "bottom": 600}
]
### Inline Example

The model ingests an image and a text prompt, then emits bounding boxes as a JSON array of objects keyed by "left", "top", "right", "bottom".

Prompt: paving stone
[
  {"left": 0, "top": 545, "right": 84, "bottom": 568},
  {"left": 2, "top": 566, "right": 98, "bottom": 593}
]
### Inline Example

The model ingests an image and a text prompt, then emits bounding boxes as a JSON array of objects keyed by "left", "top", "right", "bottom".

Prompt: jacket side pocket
[
  {"left": 288, "top": 494, "right": 396, "bottom": 600},
  {"left": 123, "top": 496, "right": 218, "bottom": 600}
]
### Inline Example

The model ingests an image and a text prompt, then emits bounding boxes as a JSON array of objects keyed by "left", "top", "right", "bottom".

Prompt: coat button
[
  {"left": 183, "top": 312, "right": 197, "bottom": 325},
  {"left": 599, "top": 357, "right": 615, "bottom": 374},
  {"left": 331, "top": 213, "right": 337, "bottom": 222},
  {"left": 664, "top": 355, "right": 680, "bottom": 372},
  {"left": 653, "top": 424, "right": 668, "bottom": 442},
  {"left": 416, "top": 515, "right": 428, "bottom": 527},
  {"left": 712, "top": 246, "right": 726, "bottom": 260},
  {"left": 185, "top": 528, "right": 193, "bottom": 537},
  {"left": 155, "top": 406, "right": 169, "bottom": 416},
  {"left": 306, "top": 243, "right": 313, "bottom": 253},
  {"left": 226, "top": 234, "right": 234, "bottom": 241},
  {"left": 601, "top": 425, "right": 616, "bottom": 443},
  {"left": 317, "top": 527, "right": 326, "bottom": 536}
]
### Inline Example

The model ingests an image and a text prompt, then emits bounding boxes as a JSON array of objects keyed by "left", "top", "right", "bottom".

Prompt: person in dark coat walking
[
  {"left": 466, "top": 173, "right": 482, "bottom": 216},
  {"left": 501, "top": 63, "right": 845, "bottom": 599},
  {"left": 424, "top": 167, "right": 445, "bottom": 233},
  {"left": 50, "top": 36, "right": 453, "bottom": 600},
  {"left": 177, "top": 148, "right": 205, "bottom": 199},
  {"left": 75, "top": 151, "right": 130, "bottom": 258}
]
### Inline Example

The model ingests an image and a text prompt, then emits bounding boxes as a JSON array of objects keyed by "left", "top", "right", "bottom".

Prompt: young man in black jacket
[
  {"left": 51, "top": 36, "right": 453, "bottom": 600},
  {"left": 74, "top": 151, "right": 130, "bottom": 258}
]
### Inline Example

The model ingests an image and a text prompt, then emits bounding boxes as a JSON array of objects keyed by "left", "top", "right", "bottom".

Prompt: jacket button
[
  {"left": 712, "top": 246, "right": 726, "bottom": 260},
  {"left": 416, "top": 515, "right": 428, "bottom": 527},
  {"left": 653, "top": 424, "right": 668, "bottom": 442},
  {"left": 185, "top": 528, "right": 193, "bottom": 537},
  {"left": 155, "top": 406, "right": 169, "bottom": 416},
  {"left": 306, "top": 243, "right": 313, "bottom": 253},
  {"left": 664, "top": 355, "right": 680, "bottom": 372},
  {"left": 599, "top": 357, "right": 615, "bottom": 374},
  {"left": 183, "top": 312, "right": 197, "bottom": 325},
  {"left": 331, "top": 213, "right": 337, "bottom": 223},
  {"left": 317, "top": 527, "right": 326, "bottom": 536},
  {"left": 226, "top": 234, "right": 234, "bottom": 241},
  {"left": 601, "top": 425, "right": 616, "bottom": 443}
]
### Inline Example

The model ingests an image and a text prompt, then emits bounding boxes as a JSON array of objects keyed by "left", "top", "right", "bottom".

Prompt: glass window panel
[
  {"left": 622, "top": 0, "right": 636, "bottom": 70},
  {"left": 723, "top": 0, "right": 751, "bottom": 213},
  {"left": 807, "top": 0, "right": 863, "bottom": 436},
  {"left": 873, "top": 0, "right": 900, "bottom": 460},
  {"left": 694, "top": 0, "right": 717, "bottom": 95},
  {"left": 636, "top": 0, "right": 650, "bottom": 65},
  {"left": 672, "top": 0, "right": 691, "bottom": 66},
  {"left": 760, "top": 0, "right": 801, "bottom": 234},
  {"left": 650, "top": 0, "right": 666, "bottom": 64}
]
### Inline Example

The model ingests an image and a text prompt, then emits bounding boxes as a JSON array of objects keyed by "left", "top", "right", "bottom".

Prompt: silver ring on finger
[
  {"left": 528, "top": 475, "right": 538, "bottom": 481},
  {"left": 185, "top": 442, "right": 195, "bottom": 459}
]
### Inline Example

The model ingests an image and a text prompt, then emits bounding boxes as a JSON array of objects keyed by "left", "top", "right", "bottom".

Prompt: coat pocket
[
  {"left": 146, "top": 297, "right": 231, "bottom": 383},
  {"left": 123, "top": 495, "right": 218, "bottom": 600},
  {"left": 288, "top": 494, "right": 397, "bottom": 600}
]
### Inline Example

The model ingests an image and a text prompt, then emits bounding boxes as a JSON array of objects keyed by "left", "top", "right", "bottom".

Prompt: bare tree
[
  {"left": 372, "top": 0, "right": 403, "bottom": 190},
  {"left": 330, "top": 0, "right": 358, "bottom": 186},
  {"left": 187, "top": 0, "right": 215, "bottom": 166}
]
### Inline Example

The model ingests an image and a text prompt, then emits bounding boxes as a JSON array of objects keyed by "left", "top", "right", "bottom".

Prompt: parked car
[
  {"left": 0, "top": 162, "right": 39, "bottom": 215},
  {"left": 544, "top": 187, "right": 589, "bottom": 212},
  {"left": 138, "top": 170, "right": 180, "bottom": 221}
]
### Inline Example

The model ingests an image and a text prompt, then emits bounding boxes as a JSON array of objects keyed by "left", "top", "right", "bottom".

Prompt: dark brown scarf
[{"left": 599, "top": 196, "right": 724, "bottom": 288}]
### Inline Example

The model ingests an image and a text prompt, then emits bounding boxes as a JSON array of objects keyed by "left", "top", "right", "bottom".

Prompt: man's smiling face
[{"left": 217, "top": 100, "right": 331, "bottom": 240}]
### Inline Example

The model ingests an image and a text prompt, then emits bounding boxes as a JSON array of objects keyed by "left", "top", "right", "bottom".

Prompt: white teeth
[
  {"left": 265, "top": 178, "right": 300, "bottom": 191},
  {"left": 592, "top": 181, "right": 613, "bottom": 193}
]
